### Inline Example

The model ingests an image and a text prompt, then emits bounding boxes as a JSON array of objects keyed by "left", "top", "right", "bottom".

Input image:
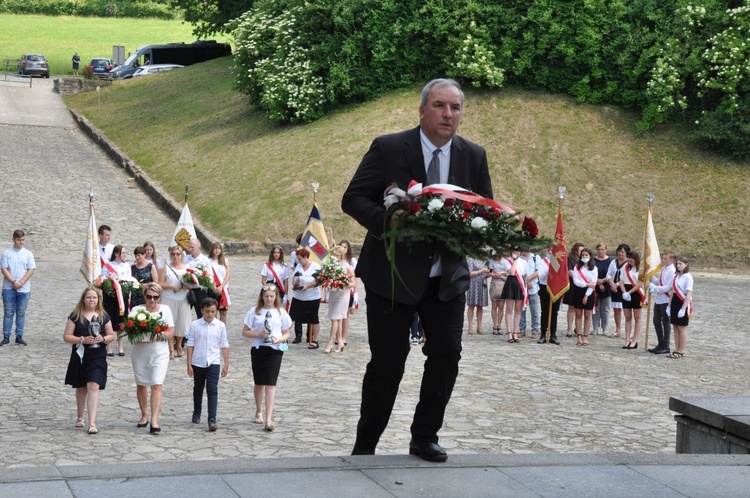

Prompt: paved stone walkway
[{"left": 1, "top": 79, "right": 749, "bottom": 470}]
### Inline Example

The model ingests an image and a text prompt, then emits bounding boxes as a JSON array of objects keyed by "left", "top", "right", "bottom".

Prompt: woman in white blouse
[
  {"left": 288, "top": 248, "right": 321, "bottom": 348},
  {"left": 102, "top": 244, "right": 132, "bottom": 356},
  {"left": 571, "top": 248, "right": 598, "bottom": 346},
  {"left": 159, "top": 246, "right": 191, "bottom": 359}
]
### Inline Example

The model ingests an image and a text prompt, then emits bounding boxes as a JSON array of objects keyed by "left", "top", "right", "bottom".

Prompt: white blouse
[{"left": 244, "top": 307, "right": 292, "bottom": 350}]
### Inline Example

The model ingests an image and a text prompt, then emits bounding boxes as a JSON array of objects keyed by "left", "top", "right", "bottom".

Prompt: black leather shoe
[
  {"left": 647, "top": 347, "right": 657, "bottom": 353},
  {"left": 292, "top": 338, "right": 301, "bottom": 344},
  {"left": 652, "top": 347, "right": 671, "bottom": 354},
  {"left": 549, "top": 337, "right": 560, "bottom": 345},
  {"left": 409, "top": 440, "right": 447, "bottom": 462},
  {"left": 536, "top": 337, "right": 547, "bottom": 344},
  {"left": 149, "top": 424, "right": 161, "bottom": 434},
  {"left": 351, "top": 446, "right": 375, "bottom": 456}
]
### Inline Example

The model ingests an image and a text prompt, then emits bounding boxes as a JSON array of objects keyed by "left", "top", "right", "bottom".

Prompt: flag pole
[
  {"left": 547, "top": 186, "right": 566, "bottom": 343},
  {"left": 307, "top": 181, "right": 320, "bottom": 345},
  {"left": 642, "top": 194, "right": 654, "bottom": 351},
  {"left": 184, "top": 184, "right": 189, "bottom": 204}
]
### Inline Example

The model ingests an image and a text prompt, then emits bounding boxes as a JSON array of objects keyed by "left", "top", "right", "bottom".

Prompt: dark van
[{"left": 111, "top": 40, "right": 231, "bottom": 79}]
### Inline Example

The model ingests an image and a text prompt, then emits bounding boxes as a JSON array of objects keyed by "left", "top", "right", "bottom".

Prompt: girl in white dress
[{"left": 323, "top": 246, "right": 355, "bottom": 353}]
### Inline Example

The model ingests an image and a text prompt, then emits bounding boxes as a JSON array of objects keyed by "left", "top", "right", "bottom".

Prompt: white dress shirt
[{"left": 187, "top": 317, "right": 228, "bottom": 367}]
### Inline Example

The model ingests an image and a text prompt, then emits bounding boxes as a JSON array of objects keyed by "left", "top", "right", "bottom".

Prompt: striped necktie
[{"left": 426, "top": 148, "right": 441, "bottom": 185}]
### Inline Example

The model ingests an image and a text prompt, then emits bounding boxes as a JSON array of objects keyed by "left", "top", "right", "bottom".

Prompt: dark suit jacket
[{"left": 341, "top": 126, "right": 493, "bottom": 305}]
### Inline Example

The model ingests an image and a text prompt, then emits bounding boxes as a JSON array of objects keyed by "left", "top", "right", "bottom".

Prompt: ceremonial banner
[
  {"left": 80, "top": 202, "right": 102, "bottom": 285},
  {"left": 547, "top": 203, "right": 569, "bottom": 302},
  {"left": 300, "top": 203, "right": 329, "bottom": 263},
  {"left": 640, "top": 206, "right": 661, "bottom": 282},
  {"left": 171, "top": 203, "right": 196, "bottom": 251}
]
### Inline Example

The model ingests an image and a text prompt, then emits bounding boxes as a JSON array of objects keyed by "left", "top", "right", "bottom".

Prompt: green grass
[
  {"left": 64, "top": 58, "right": 750, "bottom": 261},
  {"left": 0, "top": 14, "right": 228, "bottom": 75}
]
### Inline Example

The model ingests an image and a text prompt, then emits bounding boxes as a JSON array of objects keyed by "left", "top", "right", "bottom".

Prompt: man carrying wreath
[{"left": 342, "top": 78, "right": 493, "bottom": 462}]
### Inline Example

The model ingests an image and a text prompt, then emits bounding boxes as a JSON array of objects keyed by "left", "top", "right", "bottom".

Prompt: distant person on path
[
  {"left": 501, "top": 248, "right": 527, "bottom": 343},
  {"left": 619, "top": 251, "right": 645, "bottom": 350},
  {"left": 341, "top": 78, "right": 493, "bottom": 462},
  {"left": 242, "top": 284, "right": 291, "bottom": 431},
  {"left": 667, "top": 256, "right": 693, "bottom": 359},
  {"left": 208, "top": 242, "right": 231, "bottom": 325},
  {"left": 648, "top": 251, "right": 676, "bottom": 354},
  {"left": 101, "top": 244, "right": 132, "bottom": 357},
  {"left": 339, "top": 239, "right": 359, "bottom": 347},
  {"left": 72, "top": 52, "right": 81, "bottom": 76},
  {"left": 519, "top": 249, "right": 541, "bottom": 339},
  {"left": 571, "top": 248, "right": 597, "bottom": 346},
  {"left": 1, "top": 229, "right": 36, "bottom": 346},
  {"left": 261, "top": 245, "right": 289, "bottom": 309},
  {"left": 465, "top": 256, "right": 490, "bottom": 335},
  {"left": 63, "top": 287, "right": 114, "bottom": 435},
  {"left": 606, "top": 243, "right": 631, "bottom": 338},
  {"left": 591, "top": 243, "right": 613, "bottom": 336},
  {"left": 488, "top": 250, "right": 508, "bottom": 335},
  {"left": 288, "top": 248, "right": 321, "bottom": 347},
  {"left": 536, "top": 246, "right": 561, "bottom": 345},
  {"left": 160, "top": 246, "right": 190, "bottom": 359},
  {"left": 323, "top": 245, "right": 355, "bottom": 353},
  {"left": 187, "top": 297, "right": 229, "bottom": 431}
]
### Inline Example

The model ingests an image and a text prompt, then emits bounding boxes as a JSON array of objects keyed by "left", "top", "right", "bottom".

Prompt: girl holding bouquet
[
  {"left": 323, "top": 246, "right": 355, "bottom": 353},
  {"left": 339, "top": 240, "right": 359, "bottom": 347},
  {"left": 128, "top": 283, "right": 174, "bottom": 433},
  {"left": 209, "top": 242, "right": 232, "bottom": 324},
  {"left": 242, "top": 284, "right": 292, "bottom": 431},
  {"left": 667, "top": 257, "right": 693, "bottom": 359},
  {"left": 63, "top": 287, "right": 115, "bottom": 435}
]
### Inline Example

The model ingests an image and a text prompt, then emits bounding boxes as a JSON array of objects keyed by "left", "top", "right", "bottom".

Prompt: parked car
[
  {"left": 88, "top": 58, "right": 114, "bottom": 78},
  {"left": 132, "top": 64, "right": 184, "bottom": 77},
  {"left": 17, "top": 54, "right": 50, "bottom": 78}
]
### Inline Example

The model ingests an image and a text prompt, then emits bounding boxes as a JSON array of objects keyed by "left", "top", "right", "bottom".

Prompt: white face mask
[{"left": 580, "top": 257, "right": 590, "bottom": 264}]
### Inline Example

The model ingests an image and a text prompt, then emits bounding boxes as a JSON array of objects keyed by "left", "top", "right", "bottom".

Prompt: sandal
[
  {"left": 668, "top": 352, "right": 685, "bottom": 359},
  {"left": 75, "top": 417, "right": 85, "bottom": 428},
  {"left": 88, "top": 425, "right": 98, "bottom": 435},
  {"left": 254, "top": 412, "right": 264, "bottom": 424},
  {"left": 264, "top": 422, "right": 276, "bottom": 432},
  {"left": 583, "top": 334, "right": 589, "bottom": 346},
  {"left": 308, "top": 341, "right": 319, "bottom": 349}
]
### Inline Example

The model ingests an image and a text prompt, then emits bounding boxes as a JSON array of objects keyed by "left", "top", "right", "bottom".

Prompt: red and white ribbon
[{"left": 384, "top": 181, "right": 518, "bottom": 218}]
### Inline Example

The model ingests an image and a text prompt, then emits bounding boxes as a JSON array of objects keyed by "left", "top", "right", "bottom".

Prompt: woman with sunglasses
[
  {"left": 129, "top": 283, "right": 174, "bottom": 433},
  {"left": 63, "top": 286, "right": 115, "bottom": 435},
  {"left": 159, "top": 246, "right": 191, "bottom": 359}
]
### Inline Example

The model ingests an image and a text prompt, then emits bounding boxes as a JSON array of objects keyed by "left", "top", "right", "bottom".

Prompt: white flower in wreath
[
  {"left": 471, "top": 217, "right": 489, "bottom": 230},
  {"left": 150, "top": 312, "right": 161, "bottom": 320},
  {"left": 136, "top": 313, "right": 147, "bottom": 322},
  {"left": 427, "top": 198, "right": 444, "bottom": 212}
]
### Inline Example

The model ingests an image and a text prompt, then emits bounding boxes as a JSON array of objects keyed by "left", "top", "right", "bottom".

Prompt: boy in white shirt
[{"left": 187, "top": 298, "right": 229, "bottom": 431}]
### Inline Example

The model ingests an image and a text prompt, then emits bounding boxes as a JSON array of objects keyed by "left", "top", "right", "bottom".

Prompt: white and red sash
[
  {"left": 672, "top": 275, "right": 694, "bottom": 317},
  {"left": 211, "top": 266, "right": 230, "bottom": 308},
  {"left": 507, "top": 258, "right": 528, "bottom": 307},
  {"left": 265, "top": 262, "right": 289, "bottom": 311},
  {"left": 624, "top": 264, "right": 646, "bottom": 305},
  {"left": 576, "top": 266, "right": 597, "bottom": 312},
  {"left": 659, "top": 271, "right": 671, "bottom": 298},
  {"left": 102, "top": 259, "right": 125, "bottom": 315}
]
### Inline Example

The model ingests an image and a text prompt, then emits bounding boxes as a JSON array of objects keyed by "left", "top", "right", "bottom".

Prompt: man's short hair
[
  {"left": 420, "top": 78, "right": 464, "bottom": 108},
  {"left": 12, "top": 229, "right": 25, "bottom": 239},
  {"left": 98, "top": 225, "right": 111, "bottom": 236}
]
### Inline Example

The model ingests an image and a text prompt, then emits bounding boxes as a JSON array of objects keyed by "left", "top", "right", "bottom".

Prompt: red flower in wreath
[
  {"left": 461, "top": 211, "right": 471, "bottom": 219},
  {"left": 462, "top": 201, "right": 473, "bottom": 210},
  {"left": 119, "top": 324, "right": 125, "bottom": 330},
  {"left": 126, "top": 320, "right": 134, "bottom": 328},
  {"left": 139, "top": 321, "right": 147, "bottom": 328},
  {"left": 522, "top": 216, "right": 539, "bottom": 238},
  {"left": 408, "top": 201, "right": 422, "bottom": 214},
  {"left": 444, "top": 198, "right": 456, "bottom": 207}
]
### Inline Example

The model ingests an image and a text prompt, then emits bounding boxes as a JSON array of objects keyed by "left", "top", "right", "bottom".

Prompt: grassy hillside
[
  {"left": 63, "top": 57, "right": 750, "bottom": 261},
  {"left": 0, "top": 14, "right": 227, "bottom": 76}
]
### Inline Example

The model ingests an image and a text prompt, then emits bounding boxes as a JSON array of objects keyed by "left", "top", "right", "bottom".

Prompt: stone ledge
[{"left": 670, "top": 396, "right": 750, "bottom": 454}]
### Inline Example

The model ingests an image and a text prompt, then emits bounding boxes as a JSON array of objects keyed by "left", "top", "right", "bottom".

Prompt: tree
[{"left": 171, "top": 0, "right": 255, "bottom": 37}]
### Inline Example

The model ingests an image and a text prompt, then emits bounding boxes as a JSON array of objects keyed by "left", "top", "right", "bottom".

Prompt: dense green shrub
[
  {"left": 228, "top": 0, "right": 750, "bottom": 158},
  {"left": 0, "top": 0, "right": 176, "bottom": 19}
]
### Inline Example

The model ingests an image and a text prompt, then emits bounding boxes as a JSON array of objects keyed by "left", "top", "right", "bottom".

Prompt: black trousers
[
  {"left": 653, "top": 303, "right": 671, "bottom": 349},
  {"left": 192, "top": 288, "right": 210, "bottom": 319},
  {"left": 354, "top": 278, "right": 464, "bottom": 452},
  {"left": 539, "top": 288, "right": 561, "bottom": 338}
]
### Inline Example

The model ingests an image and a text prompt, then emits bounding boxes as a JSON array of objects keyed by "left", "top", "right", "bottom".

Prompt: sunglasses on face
[
  {"left": 170, "top": 253, "right": 182, "bottom": 257},
  {"left": 262, "top": 284, "right": 277, "bottom": 291},
  {"left": 145, "top": 294, "right": 160, "bottom": 300}
]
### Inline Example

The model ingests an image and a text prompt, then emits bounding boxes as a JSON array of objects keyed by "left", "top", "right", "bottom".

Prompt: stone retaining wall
[{"left": 54, "top": 77, "right": 113, "bottom": 96}]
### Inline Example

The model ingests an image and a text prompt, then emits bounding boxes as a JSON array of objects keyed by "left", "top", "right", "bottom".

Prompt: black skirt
[
  {"left": 251, "top": 346, "right": 284, "bottom": 386},
  {"left": 622, "top": 284, "right": 643, "bottom": 309},
  {"left": 670, "top": 297, "right": 690, "bottom": 326},
  {"left": 571, "top": 285, "right": 595, "bottom": 311},
  {"left": 65, "top": 346, "right": 108, "bottom": 389},
  {"left": 500, "top": 275, "right": 524, "bottom": 300},
  {"left": 289, "top": 298, "right": 320, "bottom": 325}
]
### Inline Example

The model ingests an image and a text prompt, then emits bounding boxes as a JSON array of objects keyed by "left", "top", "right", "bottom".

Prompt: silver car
[
  {"left": 132, "top": 64, "right": 183, "bottom": 77},
  {"left": 18, "top": 54, "right": 50, "bottom": 78}
]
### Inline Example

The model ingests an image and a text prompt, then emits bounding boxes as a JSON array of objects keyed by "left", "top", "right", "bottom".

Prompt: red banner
[{"left": 547, "top": 203, "right": 569, "bottom": 302}]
